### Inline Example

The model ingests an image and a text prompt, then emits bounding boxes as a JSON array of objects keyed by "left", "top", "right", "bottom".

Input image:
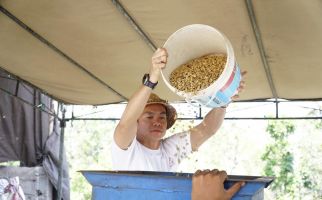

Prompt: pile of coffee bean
[{"left": 169, "top": 54, "right": 226, "bottom": 93}]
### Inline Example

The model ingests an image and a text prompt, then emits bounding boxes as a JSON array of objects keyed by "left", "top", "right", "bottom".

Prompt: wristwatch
[{"left": 142, "top": 73, "right": 158, "bottom": 89}]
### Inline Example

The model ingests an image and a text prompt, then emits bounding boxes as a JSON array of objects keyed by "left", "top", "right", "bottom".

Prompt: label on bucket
[{"left": 195, "top": 64, "right": 241, "bottom": 108}]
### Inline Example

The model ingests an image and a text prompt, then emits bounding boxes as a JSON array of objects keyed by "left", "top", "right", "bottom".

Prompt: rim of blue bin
[{"left": 80, "top": 170, "right": 274, "bottom": 188}]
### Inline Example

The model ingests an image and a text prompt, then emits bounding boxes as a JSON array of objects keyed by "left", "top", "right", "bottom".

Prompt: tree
[
  {"left": 65, "top": 120, "right": 116, "bottom": 200},
  {"left": 261, "top": 120, "right": 296, "bottom": 199},
  {"left": 295, "top": 120, "right": 322, "bottom": 199}
]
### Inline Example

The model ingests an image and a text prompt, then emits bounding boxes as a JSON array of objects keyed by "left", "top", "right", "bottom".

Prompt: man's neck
[{"left": 137, "top": 138, "right": 161, "bottom": 150}]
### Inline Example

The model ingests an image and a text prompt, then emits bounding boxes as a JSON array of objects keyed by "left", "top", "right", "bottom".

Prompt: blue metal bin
[{"left": 81, "top": 170, "right": 273, "bottom": 200}]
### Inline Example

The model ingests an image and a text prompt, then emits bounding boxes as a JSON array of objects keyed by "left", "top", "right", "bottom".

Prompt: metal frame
[
  {"left": 57, "top": 104, "right": 66, "bottom": 200},
  {"left": 245, "top": 0, "right": 278, "bottom": 100},
  {"left": 2, "top": 71, "right": 322, "bottom": 121},
  {"left": 111, "top": 0, "right": 157, "bottom": 51}
]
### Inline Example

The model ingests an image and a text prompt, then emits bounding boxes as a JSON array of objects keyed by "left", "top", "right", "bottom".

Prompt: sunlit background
[{"left": 63, "top": 101, "right": 322, "bottom": 199}]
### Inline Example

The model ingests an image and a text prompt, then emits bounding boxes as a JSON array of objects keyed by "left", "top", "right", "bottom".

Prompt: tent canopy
[{"left": 1, "top": 0, "right": 322, "bottom": 105}]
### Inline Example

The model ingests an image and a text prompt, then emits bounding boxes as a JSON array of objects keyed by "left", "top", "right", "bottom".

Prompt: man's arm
[
  {"left": 190, "top": 71, "right": 247, "bottom": 151},
  {"left": 190, "top": 107, "right": 226, "bottom": 151},
  {"left": 114, "top": 48, "right": 168, "bottom": 149},
  {"left": 114, "top": 87, "right": 153, "bottom": 149}
]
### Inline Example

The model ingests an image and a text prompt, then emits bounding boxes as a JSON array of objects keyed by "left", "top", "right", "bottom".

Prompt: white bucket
[{"left": 162, "top": 24, "right": 241, "bottom": 108}]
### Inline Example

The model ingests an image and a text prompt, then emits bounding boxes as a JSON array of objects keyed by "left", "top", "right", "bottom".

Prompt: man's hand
[
  {"left": 231, "top": 70, "right": 247, "bottom": 101},
  {"left": 191, "top": 169, "right": 244, "bottom": 200},
  {"left": 150, "top": 48, "right": 168, "bottom": 83}
]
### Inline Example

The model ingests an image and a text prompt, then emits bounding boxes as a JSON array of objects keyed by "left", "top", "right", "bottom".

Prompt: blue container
[{"left": 81, "top": 171, "right": 274, "bottom": 200}]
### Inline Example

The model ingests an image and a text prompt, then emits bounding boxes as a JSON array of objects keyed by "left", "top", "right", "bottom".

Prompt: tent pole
[
  {"left": 245, "top": 0, "right": 278, "bottom": 101},
  {"left": 111, "top": 0, "right": 157, "bottom": 51},
  {"left": 275, "top": 100, "right": 279, "bottom": 119},
  {"left": 57, "top": 105, "right": 66, "bottom": 200}
]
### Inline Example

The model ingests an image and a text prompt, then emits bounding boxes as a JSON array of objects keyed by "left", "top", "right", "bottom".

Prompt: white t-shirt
[{"left": 111, "top": 131, "right": 192, "bottom": 172}]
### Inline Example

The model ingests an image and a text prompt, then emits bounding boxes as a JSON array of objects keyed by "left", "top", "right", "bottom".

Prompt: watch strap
[{"left": 142, "top": 74, "right": 158, "bottom": 89}]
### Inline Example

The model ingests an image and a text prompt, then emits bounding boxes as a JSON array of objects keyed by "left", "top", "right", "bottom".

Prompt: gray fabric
[
  {"left": 43, "top": 117, "right": 70, "bottom": 200},
  {"left": 0, "top": 71, "right": 45, "bottom": 165},
  {"left": 0, "top": 70, "right": 70, "bottom": 199}
]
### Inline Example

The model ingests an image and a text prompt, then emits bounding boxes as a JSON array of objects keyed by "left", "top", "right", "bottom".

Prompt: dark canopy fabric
[
  {"left": 1, "top": 0, "right": 322, "bottom": 105},
  {"left": 0, "top": 70, "right": 70, "bottom": 200},
  {"left": 0, "top": 70, "right": 47, "bottom": 165}
]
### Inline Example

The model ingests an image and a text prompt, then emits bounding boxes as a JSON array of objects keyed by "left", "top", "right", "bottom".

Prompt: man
[{"left": 111, "top": 47, "right": 245, "bottom": 171}]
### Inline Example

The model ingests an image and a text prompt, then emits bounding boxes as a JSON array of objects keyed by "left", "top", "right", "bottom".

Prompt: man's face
[{"left": 137, "top": 104, "right": 168, "bottom": 141}]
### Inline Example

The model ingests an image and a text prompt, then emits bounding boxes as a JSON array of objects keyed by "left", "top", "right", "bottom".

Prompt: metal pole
[
  {"left": 57, "top": 105, "right": 66, "bottom": 200},
  {"left": 111, "top": 0, "right": 157, "bottom": 51},
  {"left": 245, "top": 0, "right": 278, "bottom": 100},
  {"left": 275, "top": 100, "right": 279, "bottom": 119}
]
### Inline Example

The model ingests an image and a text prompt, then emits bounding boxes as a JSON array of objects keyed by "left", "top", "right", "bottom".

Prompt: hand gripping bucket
[{"left": 161, "top": 24, "right": 241, "bottom": 108}]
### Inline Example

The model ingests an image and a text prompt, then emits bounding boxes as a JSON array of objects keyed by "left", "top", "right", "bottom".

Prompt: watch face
[
  {"left": 142, "top": 74, "right": 157, "bottom": 89},
  {"left": 142, "top": 74, "right": 149, "bottom": 84}
]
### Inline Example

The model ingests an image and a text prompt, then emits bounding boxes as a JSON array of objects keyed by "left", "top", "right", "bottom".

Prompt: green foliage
[
  {"left": 261, "top": 120, "right": 296, "bottom": 198},
  {"left": 307, "top": 105, "right": 322, "bottom": 129},
  {"left": 0, "top": 161, "right": 20, "bottom": 166},
  {"left": 65, "top": 120, "right": 116, "bottom": 200},
  {"left": 314, "top": 119, "right": 322, "bottom": 129},
  {"left": 261, "top": 120, "right": 322, "bottom": 199},
  {"left": 265, "top": 120, "right": 295, "bottom": 140},
  {"left": 295, "top": 126, "right": 322, "bottom": 199}
]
